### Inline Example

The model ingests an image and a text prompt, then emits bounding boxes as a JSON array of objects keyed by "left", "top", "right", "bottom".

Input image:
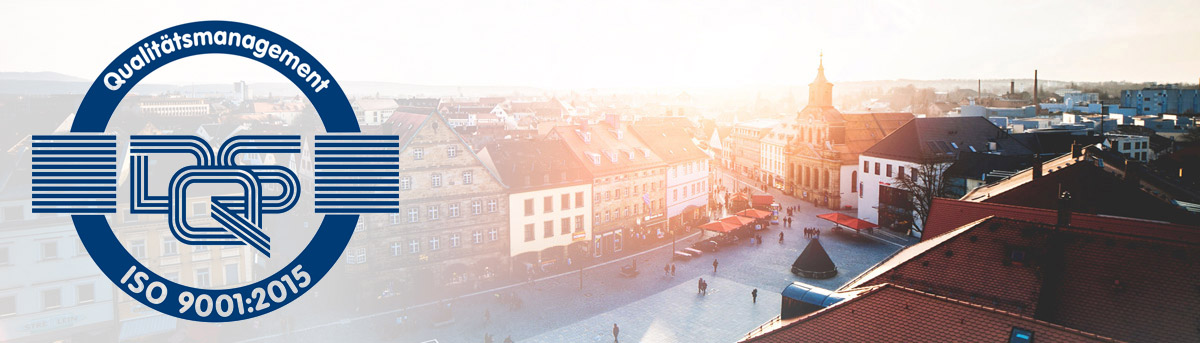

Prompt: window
[
  {"left": 193, "top": 245, "right": 208, "bottom": 253},
  {"left": 874, "top": 162, "right": 880, "bottom": 175},
  {"left": 400, "top": 176, "right": 412, "bottom": 190},
  {"left": 489, "top": 228, "right": 499, "bottom": 241},
  {"left": 863, "top": 160, "right": 869, "bottom": 173},
  {"left": 544, "top": 220, "right": 554, "bottom": 238},
  {"left": 345, "top": 247, "right": 366, "bottom": 264},
  {"left": 413, "top": 147, "right": 424, "bottom": 160},
  {"left": 1123, "top": 142, "right": 1131, "bottom": 150},
  {"left": 42, "top": 289, "right": 61, "bottom": 310},
  {"left": 673, "top": 189, "right": 678, "bottom": 201},
  {"left": 561, "top": 218, "right": 571, "bottom": 235},
  {"left": 130, "top": 239, "right": 146, "bottom": 259},
  {"left": 427, "top": 205, "right": 439, "bottom": 220},
  {"left": 0, "top": 296, "right": 13, "bottom": 317},
  {"left": 524, "top": 224, "right": 535, "bottom": 242},
  {"left": 886, "top": 164, "right": 893, "bottom": 178},
  {"left": 391, "top": 242, "right": 402, "bottom": 256},
  {"left": 408, "top": 208, "right": 419, "bottom": 222},
  {"left": 409, "top": 239, "right": 420, "bottom": 253},
  {"left": 575, "top": 192, "right": 584, "bottom": 207},
  {"left": 449, "top": 203, "right": 460, "bottom": 217},
  {"left": 472, "top": 200, "right": 482, "bottom": 215},
  {"left": 41, "top": 241, "right": 58, "bottom": 260},
  {"left": 575, "top": 215, "right": 584, "bottom": 232},
  {"left": 447, "top": 145, "right": 458, "bottom": 158},
  {"left": 562, "top": 194, "right": 571, "bottom": 210},
  {"left": 75, "top": 240, "right": 87, "bottom": 257},
  {"left": 390, "top": 213, "right": 401, "bottom": 224},
  {"left": 594, "top": 213, "right": 601, "bottom": 225},
  {"left": 450, "top": 233, "right": 461, "bottom": 248},
  {"left": 0, "top": 246, "right": 8, "bottom": 265},
  {"left": 604, "top": 191, "right": 610, "bottom": 201},
  {"left": 196, "top": 268, "right": 211, "bottom": 287},
  {"left": 431, "top": 173, "right": 442, "bottom": 187},
  {"left": 1009, "top": 327, "right": 1034, "bottom": 343},
  {"left": 473, "top": 231, "right": 483, "bottom": 244},
  {"left": 898, "top": 167, "right": 906, "bottom": 180},
  {"left": 429, "top": 237, "right": 440, "bottom": 251},
  {"left": 76, "top": 283, "right": 95, "bottom": 304},
  {"left": 162, "top": 238, "right": 178, "bottom": 256},
  {"left": 487, "top": 199, "right": 498, "bottom": 213},
  {"left": 851, "top": 171, "right": 858, "bottom": 193},
  {"left": 544, "top": 196, "right": 553, "bottom": 213},
  {"left": 224, "top": 264, "right": 239, "bottom": 285},
  {"left": 165, "top": 272, "right": 180, "bottom": 283},
  {"left": 463, "top": 171, "right": 473, "bottom": 185},
  {"left": 524, "top": 199, "right": 534, "bottom": 216}
]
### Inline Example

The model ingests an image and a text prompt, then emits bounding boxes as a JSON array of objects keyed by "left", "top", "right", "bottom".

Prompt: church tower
[{"left": 807, "top": 52, "right": 834, "bottom": 108}]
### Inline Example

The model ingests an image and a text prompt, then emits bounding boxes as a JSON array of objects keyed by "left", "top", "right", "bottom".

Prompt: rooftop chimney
[
  {"left": 1010, "top": 80, "right": 1015, "bottom": 95},
  {"left": 1034, "top": 70, "right": 1040, "bottom": 114},
  {"left": 1032, "top": 156, "right": 1043, "bottom": 179},
  {"left": 1070, "top": 141, "right": 1082, "bottom": 159},
  {"left": 1057, "top": 191, "right": 1072, "bottom": 227}
]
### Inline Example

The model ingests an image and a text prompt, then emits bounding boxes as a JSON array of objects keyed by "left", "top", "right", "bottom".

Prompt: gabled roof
[
  {"left": 838, "top": 214, "right": 1200, "bottom": 343},
  {"left": 963, "top": 152, "right": 1199, "bottom": 225},
  {"left": 380, "top": 109, "right": 507, "bottom": 188},
  {"left": 924, "top": 198, "right": 1200, "bottom": 243},
  {"left": 742, "top": 283, "right": 1118, "bottom": 343},
  {"left": 485, "top": 139, "right": 590, "bottom": 192},
  {"left": 863, "top": 117, "right": 1031, "bottom": 161},
  {"left": 628, "top": 124, "right": 707, "bottom": 165},
  {"left": 550, "top": 122, "right": 666, "bottom": 177}
]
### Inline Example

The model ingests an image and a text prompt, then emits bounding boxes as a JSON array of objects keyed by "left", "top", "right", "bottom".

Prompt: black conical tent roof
[{"left": 792, "top": 238, "right": 838, "bottom": 279}]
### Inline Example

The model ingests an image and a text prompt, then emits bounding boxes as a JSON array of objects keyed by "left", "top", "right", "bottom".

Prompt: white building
[
  {"left": 631, "top": 123, "right": 711, "bottom": 229},
  {"left": 353, "top": 98, "right": 400, "bottom": 126},
  {"left": 1105, "top": 134, "right": 1152, "bottom": 162},
  {"left": 857, "top": 117, "right": 1031, "bottom": 238},
  {"left": 482, "top": 140, "right": 593, "bottom": 271}
]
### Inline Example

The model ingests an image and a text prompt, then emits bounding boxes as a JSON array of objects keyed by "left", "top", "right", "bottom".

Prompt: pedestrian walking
[
  {"left": 670, "top": 263, "right": 676, "bottom": 276},
  {"left": 713, "top": 259, "right": 719, "bottom": 273},
  {"left": 664, "top": 264, "right": 670, "bottom": 276},
  {"left": 613, "top": 323, "right": 620, "bottom": 342},
  {"left": 752, "top": 288, "right": 758, "bottom": 303},
  {"left": 779, "top": 231, "right": 784, "bottom": 243},
  {"left": 698, "top": 278, "right": 704, "bottom": 294}
]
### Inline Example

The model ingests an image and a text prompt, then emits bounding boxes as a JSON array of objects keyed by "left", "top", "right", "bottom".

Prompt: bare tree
[{"left": 891, "top": 154, "right": 954, "bottom": 232}]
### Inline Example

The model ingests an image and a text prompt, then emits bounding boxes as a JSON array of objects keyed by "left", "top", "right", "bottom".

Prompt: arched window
[{"left": 851, "top": 171, "right": 858, "bottom": 193}]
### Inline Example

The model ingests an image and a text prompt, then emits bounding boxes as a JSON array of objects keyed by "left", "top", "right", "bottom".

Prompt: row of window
[
  {"left": 1120, "top": 141, "right": 1148, "bottom": 150},
  {"left": 399, "top": 171, "right": 474, "bottom": 190},
  {"left": 347, "top": 229, "right": 502, "bottom": 264},
  {"left": 410, "top": 145, "right": 460, "bottom": 160},
  {"left": 596, "top": 181, "right": 664, "bottom": 203},
  {"left": 390, "top": 199, "right": 500, "bottom": 224},
  {"left": 523, "top": 192, "right": 586, "bottom": 216},
  {"left": 0, "top": 283, "right": 95, "bottom": 316},
  {"left": 126, "top": 238, "right": 232, "bottom": 260},
  {"left": 864, "top": 160, "right": 908, "bottom": 180},
  {"left": 668, "top": 160, "right": 708, "bottom": 178},
  {"left": 523, "top": 215, "right": 586, "bottom": 242},
  {"left": 593, "top": 202, "right": 656, "bottom": 225},
  {"left": 671, "top": 180, "right": 709, "bottom": 203}
]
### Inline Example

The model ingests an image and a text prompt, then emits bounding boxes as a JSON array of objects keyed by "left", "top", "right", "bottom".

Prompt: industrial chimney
[
  {"left": 1034, "top": 70, "right": 1040, "bottom": 114},
  {"left": 1057, "top": 191, "right": 1072, "bottom": 227}
]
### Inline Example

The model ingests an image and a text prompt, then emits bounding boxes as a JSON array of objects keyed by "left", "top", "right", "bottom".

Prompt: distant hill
[{"left": 0, "top": 72, "right": 86, "bottom": 82}]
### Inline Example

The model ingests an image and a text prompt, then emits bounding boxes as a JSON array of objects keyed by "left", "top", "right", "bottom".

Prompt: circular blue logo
[{"left": 72, "top": 21, "right": 359, "bottom": 322}]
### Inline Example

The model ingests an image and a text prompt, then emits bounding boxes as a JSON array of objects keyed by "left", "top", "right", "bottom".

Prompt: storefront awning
[
  {"left": 699, "top": 220, "right": 739, "bottom": 233},
  {"left": 816, "top": 213, "right": 878, "bottom": 231},
  {"left": 736, "top": 208, "right": 774, "bottom": 219},
  {"left": 118, "top": 314, "right": 177, "bottom": 341},
  {"left": 720, "top": 215, "right": 756, "bottom": 227}
]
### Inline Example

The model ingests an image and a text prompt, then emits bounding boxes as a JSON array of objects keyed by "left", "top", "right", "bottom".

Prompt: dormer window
[{"left": 586, "top": 152, "right": 601, "bottom": 165}]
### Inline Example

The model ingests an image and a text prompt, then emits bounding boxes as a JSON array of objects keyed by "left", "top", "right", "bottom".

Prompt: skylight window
[{"left": 1009, "top": 327, "right": 1033, "bottom": 343}]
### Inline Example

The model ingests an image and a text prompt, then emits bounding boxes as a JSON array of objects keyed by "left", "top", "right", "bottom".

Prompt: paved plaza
[{"left": 235, "top": 170, "right": 914, "bottom": 342}]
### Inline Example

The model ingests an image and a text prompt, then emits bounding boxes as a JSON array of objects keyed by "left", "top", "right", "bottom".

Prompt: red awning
[
  {"left": 736, "top": 209, "right": 774, "bottom": 219},
  {"left": 816, "top": 213, "right": 878, "bottom": 231},
  {"left": 720, "top": 215, "right": 756, "bottom": 227},
  {"left": 699, "top": 220, "right": 739, "bottom": 233}
]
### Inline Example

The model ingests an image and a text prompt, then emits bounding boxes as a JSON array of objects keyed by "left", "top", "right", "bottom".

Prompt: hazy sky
[{"left": 2, "top": 0, "right": 1198, "bottom": 89}]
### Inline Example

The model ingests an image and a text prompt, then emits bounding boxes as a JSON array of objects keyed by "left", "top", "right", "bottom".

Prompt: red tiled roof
[
  {"left": 840, "top": 214, "right": 1200, "bottom": 343},
  {"left": 743, "top": 283, "right": 1118, "bottom": 343},
  {"left": 551, "top": 122, "right": 666, "bottom": 177},
  {"left": 837, "top": 112, "right": 913, "bottom": 164},
  {"left": 924, "top": 198, "right": 1200, "bottom": 243}
]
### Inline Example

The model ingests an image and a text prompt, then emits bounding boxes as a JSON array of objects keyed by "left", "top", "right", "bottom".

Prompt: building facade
[
  {"left": 786, "top": 56, "right": 912, "bottom": 210},
  {"left": 348, "top": 110, "right": 510, "bottom": 299},
  {"left": 553, "top": 117, "right": 667, "bottom": 259},
  {"left": 631, "top": 123, "right": 711, "bottom": 230},
  {"left": 1120, "top": 86, "right": 1200, "bottom": 115},
  {"left": 485, "top": 140, "right": 593, "bottom": 274}
]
